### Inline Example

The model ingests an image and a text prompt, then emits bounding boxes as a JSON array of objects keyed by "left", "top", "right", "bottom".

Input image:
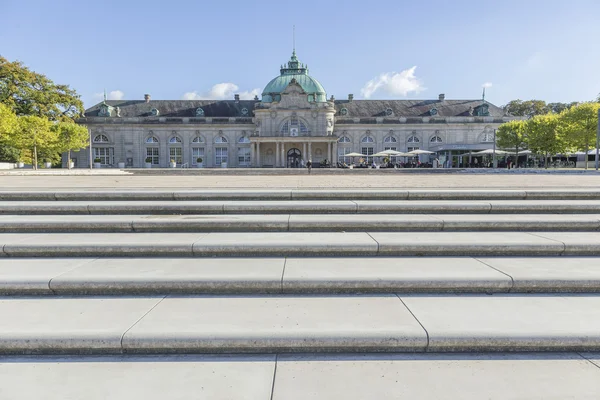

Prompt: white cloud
[
  {"left": 482, "top": 82, "right": 493, "bottom": 88},
  {"left": 182, "top": 83, "right": 261, "bottom": 100},
  {"left": 92, "top": 90, "right": 125, "bottom": 101},
  {"left": 360, "top": 67, "right": 425, "bottom": 99}
]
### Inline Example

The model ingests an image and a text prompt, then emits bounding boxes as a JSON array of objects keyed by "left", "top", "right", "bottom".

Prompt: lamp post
[
  {"left": 492, "top": 129, "right": 497, "bottom": 168},
  {"left": 89, "top": 127, "right": 93, "bottom": 170}
]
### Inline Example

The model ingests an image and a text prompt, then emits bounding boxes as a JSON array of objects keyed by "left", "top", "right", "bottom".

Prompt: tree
[
  {"left": 526, "top": 114, "right": 566, "bottom": 168},
  {"left": 0, "top": 103, "right": 20, "bottom": 162},
  {"left": 497, "top": 119, "right": 527, "bottom": 167},
  {"left": 7, "top": 116, "right": 54, "bottom": 169},
  {"left": 547, "top": 102, "right": 578, "bottom": 114},
  {"left": 502, "top": 100, "right": 549, "bottom": 117},
  {"left": 0, "top": 56, "right": 83, "bottom": 121},
  {"left": 52, "top": 122, "right": 89, "bottom": 169},
  {"left": 560, "top": 102, "right": 600, "bottom": 169}
]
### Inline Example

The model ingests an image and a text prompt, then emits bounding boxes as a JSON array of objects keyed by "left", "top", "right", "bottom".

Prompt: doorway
[{"left": 287, "top": 148, "right": 302, "bottom": 168}]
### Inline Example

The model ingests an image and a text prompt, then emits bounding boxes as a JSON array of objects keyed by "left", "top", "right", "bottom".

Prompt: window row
[
  {"left": 143, "top": 135, "right": 250, "bottom": 144},
  {"left": 144, "top": 147, "right": 250, "bottom": 166},
  {"left": 338, "top": 135, "right": 442, "bottom": 144}
]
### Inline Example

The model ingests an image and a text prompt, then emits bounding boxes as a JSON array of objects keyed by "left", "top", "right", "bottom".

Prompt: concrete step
[
  {"left": 4, "top": 188, "right": 600, "bottom": 201},
  {"left": 2, "top": 257, "right": 600, "bottom": 295},
  {"left": 1, "top": 214, "right": 600, "bottom": 233},
  {"left": 5, "top": 200, "right": 600, "bottom": 214},
  {"left": 1, "top": 353, "right": 599, "bottom": 399},
  {"left": 2, "top": 294, "right": 600, "bottom": 354},
  {"left": 1, "top": 232, "right": 598, "bottom": 257}
]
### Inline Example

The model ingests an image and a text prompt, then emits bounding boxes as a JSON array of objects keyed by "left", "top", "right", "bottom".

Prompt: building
[{"left": 74, "top": 50, "right": 516, "bottom": 168}]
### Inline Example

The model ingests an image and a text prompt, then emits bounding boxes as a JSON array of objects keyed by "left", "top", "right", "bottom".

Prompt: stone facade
[{"left": 73, "top": 51, "right": 518, "bottom": 168}]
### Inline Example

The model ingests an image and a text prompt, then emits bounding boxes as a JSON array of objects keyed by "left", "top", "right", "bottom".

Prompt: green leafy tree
[
  {"left": 560, "top": 102, "right": 600, "bottom": 169},
  {"left": 0, "top": 103, "right": 20, "bottom": 162},
  {"left": 52, "top": 122, "right": 89, "bottom": 169},
  {"left": 8, "top": 116, "right": 55, "bottom": 169},
  {"left": 0, "top": 56, "right": 84, "bottom": 161},
  {"left": 503, "top": 100, "right": 549, "bottom": 117},
  {"left": 0, "top": 56, "right": 83, "bottom": 121},
  {"left": 526, "top": 114, "right": 566, "bottom": 168},
  {"left": 547, "top": 102, "right": 578, "bottom": 114},
  {"left": 496, "top": 119, "right": 528, "bottom": 166}
]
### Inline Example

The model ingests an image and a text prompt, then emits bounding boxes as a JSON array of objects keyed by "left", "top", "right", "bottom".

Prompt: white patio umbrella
[
  {"left": 345, "top": 152, "right": 366, "bottom": 157},
  {"left": 472, "top": 149, "right": 509, "bottom": 155},
  {"left": 408, "top": 149, "right": 435, "bottom": 155}
]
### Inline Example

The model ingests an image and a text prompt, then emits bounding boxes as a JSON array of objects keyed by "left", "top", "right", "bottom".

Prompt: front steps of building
[{"left": 2, "top": 188, "right": 600, "bottom": 398}]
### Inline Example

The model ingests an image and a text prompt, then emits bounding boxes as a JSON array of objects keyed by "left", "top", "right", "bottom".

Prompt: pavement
[{"left": 2, "top": 177, "right": 600, "bottom": 398}]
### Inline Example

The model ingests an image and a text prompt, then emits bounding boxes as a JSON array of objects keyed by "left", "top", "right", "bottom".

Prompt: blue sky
[{"left": 2, "top": 0, "right": 599, "bottom": 108}]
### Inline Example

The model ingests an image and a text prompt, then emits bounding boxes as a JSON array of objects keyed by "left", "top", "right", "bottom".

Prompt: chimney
[
  {"left": 348, "top": 94, "right": 354, "bottom": 102},
  {"left": 234, "top": 94, "right": 240, "bottom": 102},
  {"left": 144, "top": 94, "right": 151, "bottom": 103},
  {"left": 439, "top": 93, "right": 445, "bottom": 101}
]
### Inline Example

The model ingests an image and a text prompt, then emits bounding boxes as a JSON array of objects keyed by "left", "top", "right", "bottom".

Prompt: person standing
[{"left": 306, "top": 159, "right": 312, "bottom": 174}]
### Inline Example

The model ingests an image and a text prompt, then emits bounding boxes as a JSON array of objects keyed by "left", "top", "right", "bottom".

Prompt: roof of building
[
  {"left": 333, "top": 99, "right": 505, "bottom": 118},
  {"left": 84, "top": 100, "right": 259, "bottom": 118}
]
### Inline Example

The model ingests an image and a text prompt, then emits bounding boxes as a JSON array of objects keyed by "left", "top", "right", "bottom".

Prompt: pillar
[
  {"left": 256, "top": 142, "right": 261, "bottom": 167},
  {"left": 250, "top": 142, "right": 255, "bottom": 167},
  {"left": 275, "top": 142, "right": 280, "bottom": 167},
  {"left": 333, "top": 141, "right": 338, "bottom": 165},
  {"left": 327, "top": 142, "right": 332, "bottom": 163},
  {"left": 303, "top": 142, "right": 307, "bottom": 161},
  {"left": 308, "top": 142, "right": 312, "bottom": 162},
  {"left": 280, "top": 142, "right": 285, "bottom": 168}
]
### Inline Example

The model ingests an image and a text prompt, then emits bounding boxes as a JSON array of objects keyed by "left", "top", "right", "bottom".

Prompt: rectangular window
[
  {"left": 169, "top": 147, "right": 182, "bottom": 164},
  {"left": 146, "top": 147, "right": 159, "bottom": 165},
  {"left": 384, "top": 146, "right": 397, "bottom": 162},
  {"left": 237, "top": 147, "right": 251, "bottom": 166},
  {"left": 192, "top": 147, "right": 205, "bottom": 165},
  {"left": 215, "top": 147, "right": 228, "bottom": 165},
  {"left": 407, "top": 146, "right": 419, "bottom": 152},
  {"left": 338, "top": 147, "right": 352, "bottom": 164},
  {"left": 94, "top": 147, "right": 114, "bottom": 165},
  {"left": 361, "top": 147, "right": 374, "bottom": 163}
]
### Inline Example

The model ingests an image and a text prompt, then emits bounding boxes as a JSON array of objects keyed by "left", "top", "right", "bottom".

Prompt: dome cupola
[{"left": 262, "top": 50, "right": 327, "bottom": 103}]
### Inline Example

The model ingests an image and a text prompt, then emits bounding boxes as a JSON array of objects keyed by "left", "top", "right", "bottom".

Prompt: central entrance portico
[{"left": 249, "top": 137, "right": 339, "bottom": 168}]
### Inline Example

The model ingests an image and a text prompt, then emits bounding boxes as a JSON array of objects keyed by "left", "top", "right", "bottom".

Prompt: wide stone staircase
[{"left": 2, "top": 188, "right": 600, "bottom": 399}]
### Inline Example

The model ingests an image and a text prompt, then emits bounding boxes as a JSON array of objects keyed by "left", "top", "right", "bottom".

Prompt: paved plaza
[{"left": 0, "top": 170, "right": 599, "bottom": 189}]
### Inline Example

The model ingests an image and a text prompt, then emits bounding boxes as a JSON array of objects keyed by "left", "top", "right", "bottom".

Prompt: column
[
  {"left": 275, "top": 142, "right": 280, "bottom": 167},
  {"left": 280, "top": 142, "right": 285, "bottom": 168},
  {"left": 333, "top": 141, "right": 338, "bottom": 165},
  {"left": 256, "top": 142, "right": 261, "bottom": 167},
  {"left": 307, "top": 142, "right": 312, "bottom": 161},
  {"left": 250, "top": 142, "right": 255, "bottom": 167},
  {"left": 303, "top": 142, "right": 307, "bottom": 161},
  {"left": 327, "top": 142, "right": 332, "bottom": 164}
]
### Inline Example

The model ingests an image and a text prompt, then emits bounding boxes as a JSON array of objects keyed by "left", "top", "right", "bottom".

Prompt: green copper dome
[{"left": 262, "top": 51, "right": 327, "bottom": 103}]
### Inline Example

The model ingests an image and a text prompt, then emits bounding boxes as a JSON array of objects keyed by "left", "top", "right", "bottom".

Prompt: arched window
[
  {"left": 481, "top": 132, "right": 495, "bottom": 142},
  {"left": 338, "top": 136, "right": 351, "bottom": 143},
  {"left": 215, "top": 136, "right": 228, "bottom": 144},
  {"left": 238, "top": 136, "right": 250, "bottom": 143},
  {"left": 145, "top": 137, "right": 159, "bottom": 165},
  {"left": 145, "top": 136, "right": 159, "bottom": 144},
  {"left": 430, "top": 136, "right": 443, "bottom": 143},
  {"left": 192, "top": 136, "right": 204, "bottom": 143},
  {"left": 169, "top": 137, "right": 182, "bottom": 144},
  {"left": 407, "top": 135, "right": 420, "bottom": 143},
  {"left": 93, "top": 134, "right": 109, "bottom": 143},
  {"left": 195, "top": 108, "right": 204, "bottom": 117},
  {"left": 384, "top": 136, "right": 397, "bottom": 143},
  {"left": 280, "top": 117, "right": 309, "bottom": 136},
  {"left": 361, "top": 136, "right": 374, "bottom": 143}
]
